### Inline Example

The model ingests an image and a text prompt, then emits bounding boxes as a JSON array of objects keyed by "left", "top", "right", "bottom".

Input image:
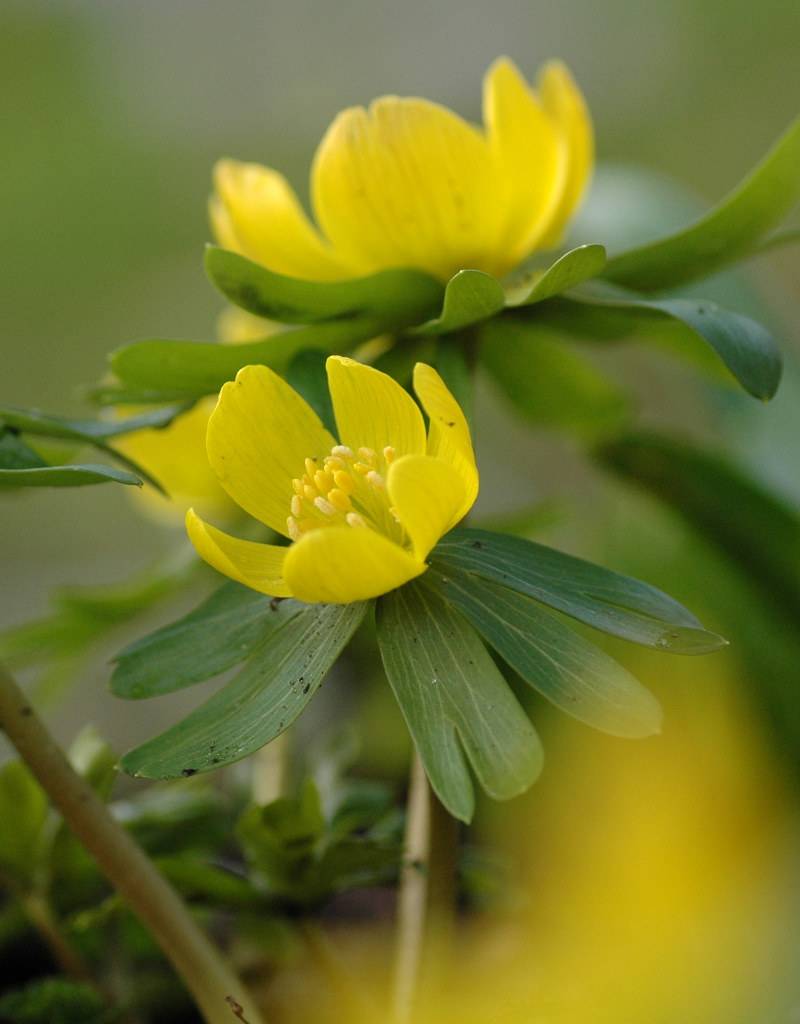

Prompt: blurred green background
[{"left": 3, "top": 2, "right": 800, "bottom": 1019}]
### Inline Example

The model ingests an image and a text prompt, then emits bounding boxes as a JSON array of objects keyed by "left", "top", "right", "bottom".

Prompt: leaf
[
  {"left": 111, "top": 582, "right": 301, "bottom": 699},
  {"left": 205, "top": 245, "right": 442, "bottom": 325},
  {"left": 0, "top": 463, "right": 142, "bottom": 488},
  {"left": 479, "top": 316, "right": 629, "bottom": 437},
  {"left": 412, "top": 270, "right": 506, "bottom": 336},
  {"left": 0, "top": 761, "right": 48, "bottom": 884},
  {"left": 286, "top": 349, "right": 336, "bottom": 435},
  {"left": 376, "top": 580, "right": 543, "bottom": 822},
  {"left": 425, "top": 565, "right": 662, "bottom": 738},
  {"left": 603, "top": 117, "right": 800, "bottom": 290},
  {"left": 67, "top": 726, "right": 117, "bottom": 800},
  {"left": 0, "top": 430, "right": 47, "bottom": 470},
  {"left": 0, "top": 978, "right": 119, "bottom": 1024},
  {"left": 109, "top": 318, "right": 382, "bottom": 399},
  {"left": 120, "top": 601, "right": 367, "bottom": 779},
  {"left": 536, "top": 287, "right": 783, "bottom": 401},
  {"left": 431, "top": 528, "right": 726, "bottom": 653},
  {"left": 504, "top": 243, "right": 607, "bottom": 306},
  {"left": 598, "top": 431, "right": 800, "bottom": 621}
]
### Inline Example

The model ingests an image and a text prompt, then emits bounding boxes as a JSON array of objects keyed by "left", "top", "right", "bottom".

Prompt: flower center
[{"left": 287, "top": 444, "right": 404, "bottom": 544}]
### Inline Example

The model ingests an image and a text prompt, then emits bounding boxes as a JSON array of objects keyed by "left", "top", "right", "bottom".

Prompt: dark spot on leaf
[
  {"left": 270, "top": 598, "right": 282, "bottom": 611},
  {"left": 303, "top": 683, "right": 311, "bottom": 694},
  {"left": 181, "top": 768, "right": 197, "bottom": 777},
  {"left": 471, "top": 540, "right": 483, "bottom": 550},
  {"left": 19, "top": 706, "right": 33, "bottom": 717}
]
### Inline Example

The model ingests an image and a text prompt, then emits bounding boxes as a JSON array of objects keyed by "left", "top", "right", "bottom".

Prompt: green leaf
[
  {"left": 205, "top": 245, "right": 442, "bottom": 325},
  {"left": 111, "top": 582, "right": 301, "bottom": 699},
  {"left": 120, "top": 601, "right": 367, "bottom": 779},
  {"left": 0, "top": 761, "right": 48, "bottom": 885},
  {"left": 435, "top": 335, "right": 473, "bottom": 424},
  {"left": 0, "top": 430, "right": 47, "bottom": 470},
  {"left": 431, "top": 528, "right": 725, "bottom": 653},
  {"left": 0, "top": 463, "right": 142, "bottom": 488},
  {"left": 109, "top": 318, "right": 382, "bottom": 399},
  {"left": 286, "top": 349, "right": 336, "bottom": 435},
  {"left": 412, "top": 270, "right": 506, "bottom": 336},
  {"left": 597, "top": 431, "right": 800, "bottom": 621},
  {"left": 426, "top": 565, "right": 662, "bottom": 738},
  {"left": 479, "top": 316, "right": 629, "bottom": 437},
  {"left": 504, "top": 243, "right": 607, "bottom": 306},
  {"left": 376, "top": 580, "right": 543, "bottom": 822},
  {"left": 67, "top": 726, "right": 117, "bottom": 800},
  {"left": 603, "top": 118, "right": 800, "bottom": 290},
  {"left": 537, "top": 288, "right": 783, "bottom": 400},
  {"left": 0, "top": 978, "right": 119, "bottom": 1024}
]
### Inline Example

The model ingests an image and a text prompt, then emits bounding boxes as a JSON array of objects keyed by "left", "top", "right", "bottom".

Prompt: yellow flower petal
[
  {"left": 483, "top": 57, "right": 568, "bottom": 266},
  {"left": 537, "top": 61, "right": 594, "bottom": 248},
  {"left": 207, "top": 364, "right": 336, "bottom": 536},
  {"left": 283, "top": 524, "right": 425, "bottom": 604},
  {"left": 327, "top": 356, "right": 426, "bottom": 460},
  {"left": 186, "top": 509, "right": 291, "bottom": 597},
  {"left": 311, "top": 98, "right": 502, "bottom": 280},
  {"left": 388, "top": 454, "right": 466, "bottom": 559},
  {"left": 413, "top": 363, "right": 478, "bottom": 524},
  {"left": 212, "top": 159, "right": 351, "bottom": 280}
]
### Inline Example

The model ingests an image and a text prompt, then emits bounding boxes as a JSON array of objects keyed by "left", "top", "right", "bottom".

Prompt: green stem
[
  {"left": 391, "top": 750, "right": 458, "bottom": 1023},
  {"left": 0, "top": 662, "right": 265, "bottom": 1024}
]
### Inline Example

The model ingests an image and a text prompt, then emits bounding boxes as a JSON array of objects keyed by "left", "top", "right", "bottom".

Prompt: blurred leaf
[
  {"left": 205, "top": 245, "right": 442, "bottom": 325},
  {"left": 412, "top": 270, "right": 506, "bottom": 335},
  {"left": 431, "top": 528, "right": 725, "bottom": 653},
  {"left": 435, "top": 335, "right": 473, "bottom": 423},
  {"left": 67, "top": 727, "right": 117, "bottom": 801},
  {"left": 479, "top": 316, "right": 629, "bottom": 437},
  {"left": 0, "top": 762, "right": 48, "bottom": 887},
  {"left": 286, "top": 349, "right": 336, "bottom": 435},
  {"left": 755, "top": 226, "right": 800, "bottom": 254},
  {"left": 109, "top": 318, "right": 382, "bottom": 399},
  {"left": 0, "top": 463, "right": 142, "bottom": 488},
  {"left": 505, "top": 243, "right": 607, "bottom": 306},
  {"left": 376, "top": 580, "right": 543, "bottom": 823},
  {"left": 154, "top": 855, "right": 257, "bottom": 907},
  {"left": 426, "top": 565, "right": 662, "bottom": 738},
  {"left": 0, "top": 978, "right": 119, "bottom": 1024},
  {"left": 112, "top": 780, "right": 231, "bottom": 856},
  {"left": 111, "top": 582, "right": 300, "bottom": 699},
  {"left": 598, "top": 431, "right": 800, "bottom": 620},
  {"left": 0, "top": 431, "right": 46, "bottom": 470},
  {"left": 603, "top": 117, "right": 800, "bottom": 290},
  {"left": 120, "top": 601, "right": 367, "bottom": 779}
]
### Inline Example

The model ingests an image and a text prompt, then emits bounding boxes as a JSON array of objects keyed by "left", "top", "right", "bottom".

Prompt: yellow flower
[
  {"left": 186, "top": 356, "right": 478, "bottom": 604},
  {"left": 210, "top": 57, "right": 592, "bottom": 283}
]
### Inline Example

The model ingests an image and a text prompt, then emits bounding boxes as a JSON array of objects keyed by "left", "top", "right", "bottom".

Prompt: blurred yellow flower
[
  {"left": 186, "top": 356, "right": 478, "bottom": 604},
  {"left": 210, "top": 57, "right": 593, "bottom": 282}
]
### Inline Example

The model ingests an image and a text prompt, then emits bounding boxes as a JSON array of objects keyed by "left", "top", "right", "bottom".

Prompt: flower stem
[
  {"left": 391, "top": 750, "right": 458, "bottom": 1023},
  {"left": 0, "top": 661, "right": 265, "bottom": 1024}
]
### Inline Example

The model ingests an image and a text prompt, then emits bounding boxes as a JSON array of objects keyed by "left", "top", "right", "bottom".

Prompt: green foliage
[
  {"left": 413, "top": 270, "right": 506, "bottom": 335},
  {"left": 0, "top": 431, "right": 47, "bottom": 470},
  {"left": 0, "top": 978, "right": 119, "bottom": 1024},
  {"left": 286, "top": 348, "right": 337, "bottom": 434},
  {"left": 425, "top": 565, "right": 662, "bottom": 739},
  {"left": 0, "top": 463, "right": 141, "bottom": 489},
  {"left": 205, "top": 245, "right": 443, "bottom": 324},
  {"left": 504, "top": 243, "right": 608, "bottom": 306},
  {"left": 120, "top": 601, "right": 368, "bottom": 779},
  {"left": 431, "top": 528, "right": 725, "bottom": 652},
  {"left": 603, "top": 117, "right": 800, "bottom": 290},
  {"left": 111, "top": 581, "right": 299, "bottom": 699},
  {"left": 377, "top": 580, "right": 543, "bottom": 822},
  {"left": 598, "top": 431, "right": 800, "bottom": 621},
  {"left": 0, "top": 762, "right": 48, "bottom": 888},
  {"left": 479, "top": 317, "right": 629, "bottom": 437}
]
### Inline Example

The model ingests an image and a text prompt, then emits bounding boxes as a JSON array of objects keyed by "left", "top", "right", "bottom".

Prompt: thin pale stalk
[{"left": 0, "top": 662, "right": 264, "bottom": 1024}]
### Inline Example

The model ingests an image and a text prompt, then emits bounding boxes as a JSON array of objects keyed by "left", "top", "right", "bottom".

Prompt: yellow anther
[
  {"left": 314, "top": 496, "right": 337, "bottom": 516},
  {"left": 358, "top": 446, "right": 376, "bottom": 462},
  {"left": 346, "top": 512, "right": 367, "bottom": 528},
  {"left": 383, "top": 446, "right": 396, "bottom": 464},
  {"left": 292, "top": 478, "right": 304, "bottom": 496},
  {"left": 366, "top": 470, "right": 385, "bottom": 489},
  {"left": 328, "top": 488, "right": 352, "bottom": 512},
  {"left": 304, "top": 457, "right": 318, "bottom": 478},
  {"left": 353, "top": 462, "right": 370, "bottom": 475},
  {"left": 303, "top": 484, "right": 316, "bottom": 501},
  {"left": 333, "top": 470, "right": 355, "bottom": 494},
  {"left": 287, "top": 516, "right": 301, "bottom": 541},
  {"left": 325, "top": 456, "right": 346, "bottom": 471},
  {"left": 314, "top": 469, "right": 333, "bottom": 492},
  {"left": 332, "top": 445, "right": 353, "bottom": 458},
  {"left": 290, "top": 495, "right": 303, "bottom": 517}
]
